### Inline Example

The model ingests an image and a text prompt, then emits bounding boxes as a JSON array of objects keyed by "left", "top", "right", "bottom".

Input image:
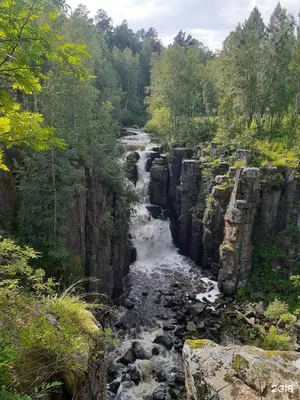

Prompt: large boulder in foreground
[{"left": 183, "top": 339, "right": 300, "bottom": 400}]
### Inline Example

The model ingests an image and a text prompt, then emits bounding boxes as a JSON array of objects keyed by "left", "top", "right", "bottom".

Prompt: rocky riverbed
[{"left": 107, "top": 129, "right": 223, "bottom": 400}]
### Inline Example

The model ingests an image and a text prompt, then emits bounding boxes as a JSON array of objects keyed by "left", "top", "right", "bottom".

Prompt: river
[{"left": 107, "top": 128, "right": 220, "bottom": 400}]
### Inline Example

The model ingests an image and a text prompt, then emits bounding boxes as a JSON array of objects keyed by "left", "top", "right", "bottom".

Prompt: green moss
[
  {"left": 232, "top": 354, "right": 249, "bottom": 372},
  {"left": 185, "top": 339, "right": 211, "bottom": 349},
  {"left": 263, "top": 350, "right": 296, "bottom": 362},
  {"left": 224, "top": 374, "right": 234, "bottom": 384},
  {"left": 220, "top": 243, "right": 234, "bottom": 252}
]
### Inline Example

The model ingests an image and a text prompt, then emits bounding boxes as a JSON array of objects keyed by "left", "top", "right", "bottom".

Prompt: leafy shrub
[
  {"left": 0, "top": 238, "right": 105, "bottom": 398},
  {"left": 280, "top": 313, "right": 297, "bottom": 325},
  {"left": 265, "top": 299, "right": 289, "bottom": 320},
  {"left": 263, "top": 327, "right": 294, "bottom": 351}
]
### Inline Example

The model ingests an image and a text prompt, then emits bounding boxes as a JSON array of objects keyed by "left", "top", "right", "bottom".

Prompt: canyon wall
[
  {"left": 149, "top": 145, "right": 300, "bottom": 295},
  {"left": 0, "top": 162, "right": 133, "bottom": 300}
]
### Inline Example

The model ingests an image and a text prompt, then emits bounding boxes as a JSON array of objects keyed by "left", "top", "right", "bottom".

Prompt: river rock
[
  {"left": 130, "top": 367, "right": 141, "bottom": 383},
  {"left": 153, "top": 334, "right": 173, "bottom": 350},
  {"left": 188, "top": 302, "right": 206, "bottom": 316},
  {"left": 132, "top": 341, "right": 148, "bottom": 360},
  {"left": 183, "top": 339, "right": 300, "bottom": 400},
  {"left": 118, "top": 346, "right": 136, "bottom": 365},
  {"left": 152, "top": 384, "right": 167, "bottom": 400},
  {"left": 146, "top": 204, "right": 162, "bottom": 219},
  {"left": 186, "top": 321, "right": 197, "bottom": 333},
  {"left": 124, "top": 299, "right": 134, "bottom": 309},
  {"left": 109, "top": 379, "right": 121, "bottom": 393}
]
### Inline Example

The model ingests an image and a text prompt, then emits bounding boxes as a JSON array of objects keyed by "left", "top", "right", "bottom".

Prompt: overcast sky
[{"left": 67, "top": 0, "right": 300, "bottom": 50}]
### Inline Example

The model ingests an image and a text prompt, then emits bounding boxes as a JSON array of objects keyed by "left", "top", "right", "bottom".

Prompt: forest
[{"left": 0, "top": 0, "right": 300, "bottom": 398}]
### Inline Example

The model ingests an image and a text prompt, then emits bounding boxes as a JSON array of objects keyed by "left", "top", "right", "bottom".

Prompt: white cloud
[
  {"left": 66, "top": 0, "right": 300, "bottom": 50},
  {"left": 67, "top": 0, "right": 170, "bottom": 23},
  {"left": 190, "top": 28, "right": 228, "bottom": 51}
]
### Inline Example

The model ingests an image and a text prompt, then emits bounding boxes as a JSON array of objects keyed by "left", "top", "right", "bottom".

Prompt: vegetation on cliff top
[
  {"left": 0, "top": 238, "right": 107, "bottom": 399},
  {"left": 146, "top": 5, "right": 300, "bottom": 168}
]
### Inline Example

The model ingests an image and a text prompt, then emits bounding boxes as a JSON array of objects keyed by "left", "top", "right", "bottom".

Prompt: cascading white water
[{"left": 110, "top": 129, "right": 220, "bottom": 400}]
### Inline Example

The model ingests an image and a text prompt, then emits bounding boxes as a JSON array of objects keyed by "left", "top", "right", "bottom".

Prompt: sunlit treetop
[{"left": 0, "top": 0, "right": 92, "bottom": 169}]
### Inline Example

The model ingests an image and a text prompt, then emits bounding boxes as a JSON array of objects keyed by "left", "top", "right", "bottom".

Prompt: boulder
[
  {"left": 132, "top": 341, "right": 148, "bottom": 360},
  {"left": 183, "top": 339, "right": 300, "bottom": 399},
  {"left": 146, "top": 204, "right": 162, "bottom": 219},
  {"left": 118, "top": 346, "right": 136, "bottom": 365},
  {"left": 153, "top": 334, "right": 173, "bottom": 350},
  {"left": 188, "top": 302, "right": 207, "bottom": 316}
]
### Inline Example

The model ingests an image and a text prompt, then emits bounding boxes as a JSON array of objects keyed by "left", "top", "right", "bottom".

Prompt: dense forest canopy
[{"left": 0, "top": 0, "right": 300, "bottom": 398}]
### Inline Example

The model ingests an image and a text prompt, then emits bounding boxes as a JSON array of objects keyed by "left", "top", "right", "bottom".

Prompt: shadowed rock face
[{"left": 183, "top": 340, "right": 300, "bottom": 400}]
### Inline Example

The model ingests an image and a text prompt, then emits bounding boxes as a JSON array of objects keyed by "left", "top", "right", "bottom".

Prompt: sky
[{"left": 67, "top": 0, "right": 300, "bottom": 51}]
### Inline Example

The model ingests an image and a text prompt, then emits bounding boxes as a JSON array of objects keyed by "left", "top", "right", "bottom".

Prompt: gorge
[{"left": 1, "top": 1, "right": 300, "bottom": 399}]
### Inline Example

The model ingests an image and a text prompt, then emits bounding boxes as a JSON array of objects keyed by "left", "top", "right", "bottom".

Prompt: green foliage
[
  {"left": 280, "top": 313, "right": 297, "bottom": 325},
  {"left": 239, "top": 225, "right": 300, "bottom": 310},
  {"left": 0, "top": 0, "right": 91, "bottom": 170},
  {"left": 146, "top": 45, "right": 215, "bottom": 147},
  {"left": 0, "top": 238, "right": 105, "bottom": 397},
  {"left": 265, "top": 299, "right": 289, "bottom": 320},
  {"left": 263, "top": 327, "right": 294, "bottom": 351}
]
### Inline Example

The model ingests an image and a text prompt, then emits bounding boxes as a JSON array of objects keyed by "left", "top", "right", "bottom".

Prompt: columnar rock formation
[
  {"left": 148, "top": 144, "right": 300, "bottom": 294},
  {"left": 66, "top": 167, "right": 133, "bottom": 298},
  {"left": 218, "top": 167, "right": 261, "bottom": 294}
]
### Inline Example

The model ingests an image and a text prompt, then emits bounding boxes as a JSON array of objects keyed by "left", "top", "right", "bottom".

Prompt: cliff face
[
  {"left": 65, "top": 167, "right": 132, "bottom": 298},
  {"left": 149, "top": 145, "right": 300, "bottom": 295},
  {"left": 0, "top": 164, "right": 132, "bottom": 300}
]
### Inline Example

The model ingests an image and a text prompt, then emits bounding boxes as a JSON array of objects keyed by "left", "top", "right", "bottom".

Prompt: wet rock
[
  {"left": 132, "top": 341, "right": 148, "bottom": 360},
  {"left": 174, "top": 326, "right": 185, "bottom": 338},
  {"left": 173, "top": 337, "right": 183, "bottom": 351},
  {"left": 153, "top": 334, "right": 173, "bottom": 350},
  {"left": 152, "top": 384, "right": 167, "bottom": 400},
  {"left": 130, "top": 367, "right": 141, "bottom": 383},
  {"left": 109, "top": 379, "right": 121, "bottom": 393},
  {"left": 146, "top": 204, "right": 162, "bottom": 219},
  {"left": 188, "top": 302, "right": 206, "bottom": 316},
  {"left": 175, "top": 372, "right": 185, "bottom": 385},
  {"left": 176, "top": 310, "right": 185, "bottom": 321},
  {"left": 121, "top": 373, "right": 131, "bottom": 382},
  {"left": 124, "top": 299, "right": 134, "bottom": 309},
  {"left": 163, "top": 323, "right": 176, "bottom": 331},
  {"left": 151, "top": 151, "right": 160, "bottom": 160},
  {"left": 154, "top": 368, "right": 168, "bottom": 382},
  {"left": 152, "top": 346, "right": 160, "bottom": 356},
  {"left": 118, "top": 346, "right": 136, "bottom": 365},
  {"left": 145, "top": 158, "right": 153, "bottom": 172},
  {"left": 130, "top": 247, "right": 137, "bottom": 264}
]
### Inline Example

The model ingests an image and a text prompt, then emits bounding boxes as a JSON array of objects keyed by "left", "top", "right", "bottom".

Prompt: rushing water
[{"left": 108, "top": 128, "right": 220, "bottom": 400}]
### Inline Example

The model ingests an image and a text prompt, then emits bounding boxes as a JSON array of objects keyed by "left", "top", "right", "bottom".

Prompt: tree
[
  {"left": 94, "top": 8, "right": 113, "bottom": 33},
  {"left": 0, "top": 0, "right": 90, "bottom": 169}
]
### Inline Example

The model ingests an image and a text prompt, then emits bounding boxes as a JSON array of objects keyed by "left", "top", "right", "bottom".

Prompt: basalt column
[
  {"left": 218, "top": 167, "right": 260, "bottom": 295},
  {"left": 179, "top": 160, "right": 201, "bottom": 255}
]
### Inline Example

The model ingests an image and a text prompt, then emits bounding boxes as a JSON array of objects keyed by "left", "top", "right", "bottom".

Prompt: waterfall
[{"left": 108, "top": 129, "right": 220, "bottom": 400}]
